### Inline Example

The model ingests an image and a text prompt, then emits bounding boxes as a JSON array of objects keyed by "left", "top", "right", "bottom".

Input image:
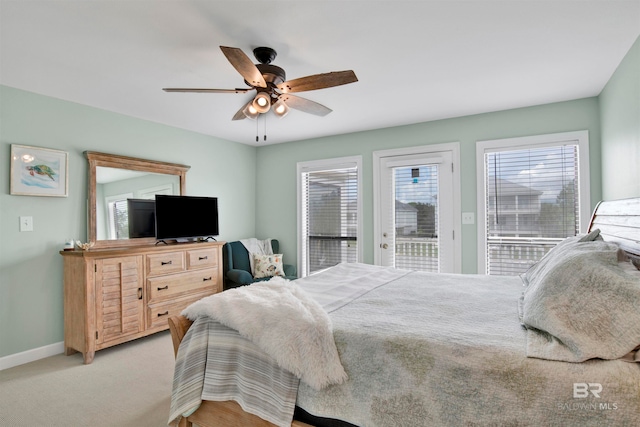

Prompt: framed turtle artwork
[{"left": 10, "top": 144, "right": 69, "bottom": 197}]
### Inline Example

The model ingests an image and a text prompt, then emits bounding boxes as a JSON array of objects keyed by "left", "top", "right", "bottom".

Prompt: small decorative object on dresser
[
  {"left": 60, "top": 241, "right": 224, "bottom": 364},
  {"left": 74, "top": 240, "right": 95, "bottom": 251}
]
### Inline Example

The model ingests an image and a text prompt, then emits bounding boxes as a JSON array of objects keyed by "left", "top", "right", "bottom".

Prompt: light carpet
[{"left": 0, "top": 331, "right": 175, "bottom": 427}]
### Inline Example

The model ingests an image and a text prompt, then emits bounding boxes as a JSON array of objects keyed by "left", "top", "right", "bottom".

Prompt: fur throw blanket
[{"left": 182, "top": 277, "right": 347, "bottom": 390}]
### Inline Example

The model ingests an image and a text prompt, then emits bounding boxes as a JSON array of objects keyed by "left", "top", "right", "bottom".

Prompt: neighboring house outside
[
  {"left": 487, "top": 178, "right": 543, "bottom": 237},
  {"left": 395, "top": 200, "right": 418, "bottom": 235}
]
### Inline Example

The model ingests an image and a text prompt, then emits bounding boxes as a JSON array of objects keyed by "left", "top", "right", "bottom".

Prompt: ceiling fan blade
[
  {"left": 163, "top": 88, "right": 252, "bottom": 94},
  {"left": 220, "top": 46, "right": 267, "bottom": 88},
  {"left": 277, "top": 70, "right": 357, "bottom": 93},
  {"left": 232, "top": 101, "right": 252, "bottom": 121},
  {"left": 279, "top": 94, "right": 332, "bottom": 116}
]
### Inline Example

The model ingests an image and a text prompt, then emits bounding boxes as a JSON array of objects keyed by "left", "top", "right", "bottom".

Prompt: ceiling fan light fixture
[
  {"left": 164, "top": 46, "right": 357, "bottom": 127},
  {"left": 252, "top": 92, "right": 271, "bottom": 113},
  {"left": 273, "top": 99, "right": 290, "bottom": 118},
  {"left": 242, "top": 103, "right": 259, "bottom": 120}
]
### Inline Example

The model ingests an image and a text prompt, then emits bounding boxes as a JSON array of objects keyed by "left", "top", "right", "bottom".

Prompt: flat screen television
[
  {"left": 154, "top": 194, "right": 219, "bottom": 241},
  {"left": 127, "top": 199, "right": 156, "bottom": 238}
]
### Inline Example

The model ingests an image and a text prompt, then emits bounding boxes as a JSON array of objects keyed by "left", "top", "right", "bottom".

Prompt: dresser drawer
[
  {"left": 147, "top": 292, "right": 210, "bottom": 330},
  {"left": 146, "top": 251, "right": 185, "bottom": 277},
  {"left": 147, "top": 267, "right": 218, "bottom": 302},
  {"left": 187, "top": 247, "right": 219, "bottom": 270}
]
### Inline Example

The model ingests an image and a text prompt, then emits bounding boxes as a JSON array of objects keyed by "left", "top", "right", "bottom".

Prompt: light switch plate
[
  {"left": 20, "top": 216, "right": 33, "bottom": 232},
  {"left": 462, "top": 212, "right": 475, "bottom": 225}
]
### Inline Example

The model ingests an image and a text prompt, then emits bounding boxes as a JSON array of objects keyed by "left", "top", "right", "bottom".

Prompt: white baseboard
[{"left": 0, "top": 341, "right": 64, "bottom": 371}]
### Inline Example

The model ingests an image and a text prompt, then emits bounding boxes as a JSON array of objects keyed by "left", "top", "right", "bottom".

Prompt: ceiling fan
[{"left": 163, "top": 46, "right": 358, "bottom": 121}]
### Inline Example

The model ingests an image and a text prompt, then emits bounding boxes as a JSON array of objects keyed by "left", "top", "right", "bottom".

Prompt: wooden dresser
[{"left": 60, "top": 241, "right": 224, "bottom": 364}]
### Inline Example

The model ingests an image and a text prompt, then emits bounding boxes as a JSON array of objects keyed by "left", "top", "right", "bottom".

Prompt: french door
[{"left": 375, "top": 148, "right": 456, "bottom": 273}]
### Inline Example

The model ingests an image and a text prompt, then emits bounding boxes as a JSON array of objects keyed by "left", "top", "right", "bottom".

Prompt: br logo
[{"left": 573, "top": 383, "right": 602, "bottom": 398}]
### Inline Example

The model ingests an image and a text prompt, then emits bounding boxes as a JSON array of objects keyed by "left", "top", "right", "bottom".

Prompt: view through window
[
  {"left": 299, "top": 158, "right": 361, "bottom": 276},
  {"left": 393, "top": 165, "right": 440, "bottom": 272},
  {"left": 483, "top": 144, "right": 582, "bottom": 275}
]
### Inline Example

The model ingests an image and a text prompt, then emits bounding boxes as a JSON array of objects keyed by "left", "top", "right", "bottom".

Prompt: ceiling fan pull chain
[
  {"left": 256, "top": 115, "right": 259, "bottom": 142},
  {"left": 264, "top": 114, "right": 267, "bottom": 142}
]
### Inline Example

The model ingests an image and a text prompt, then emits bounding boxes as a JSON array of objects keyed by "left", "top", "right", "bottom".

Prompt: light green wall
[
  {"left": 600, "top": 36, "right": 640, "bottom": 199},
  {"left": 0, "top": 85, "right": 257, "bottom": 357},
  {"left": 255, "top": 98, "right": 602, "bottom": 275},
  {"left": 6, "top": 34, "right": 640, "bottom": 360}
]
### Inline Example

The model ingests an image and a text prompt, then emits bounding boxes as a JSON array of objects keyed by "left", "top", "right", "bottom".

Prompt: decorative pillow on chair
[{"left": 253, "top": 253, "right": 285, "bottom": 279}]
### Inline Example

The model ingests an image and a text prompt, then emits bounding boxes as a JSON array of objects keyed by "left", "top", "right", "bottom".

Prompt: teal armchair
[{"left": 223, "top": 239, "right": 297, "bottom": 289}]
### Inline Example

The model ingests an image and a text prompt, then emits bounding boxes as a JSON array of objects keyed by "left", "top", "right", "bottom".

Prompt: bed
[{"left": 168, "top": 197, "right": 640, "bottom": 427}]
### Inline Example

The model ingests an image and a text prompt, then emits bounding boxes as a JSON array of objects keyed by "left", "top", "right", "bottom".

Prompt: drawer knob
[
  {"left": 161, "top": 260, "right": 172, "bottom": 266},
  {"left": 157, "top": 285, "right": 169, "bottom": 291},
  {"left": 203, "top": 277, "right": 212, "bottom": 281},
  {"left": 199, "top": 256, "right": 208, "bottom": 260},
  {"left": 157, "top": 311, "right": 169, "bottom": 317}
]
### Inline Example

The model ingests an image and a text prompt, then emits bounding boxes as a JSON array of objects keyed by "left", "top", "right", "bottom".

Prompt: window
[
  {"left": 104, "top": 193, "right": 133, "bottom": 239},
  {"left": 297, "top": 156, "right": 362, "bottom": 277},
  {"left": 476, "top": 131, "right": 590, "bottom": 275}
]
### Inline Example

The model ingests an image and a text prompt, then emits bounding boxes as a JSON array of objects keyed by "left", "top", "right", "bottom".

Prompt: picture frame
[{"left": 10, "top": 144, "right": 69, "bottom": 197}]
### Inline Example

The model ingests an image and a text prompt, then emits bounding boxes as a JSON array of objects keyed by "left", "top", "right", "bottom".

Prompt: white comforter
[{"left": 295, "top": 263, "right": 640, "bottom": 427}]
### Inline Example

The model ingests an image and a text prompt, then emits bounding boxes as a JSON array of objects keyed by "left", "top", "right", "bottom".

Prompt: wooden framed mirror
[{"left": 86, "top": 151, "right": 190, "bottom": 249}]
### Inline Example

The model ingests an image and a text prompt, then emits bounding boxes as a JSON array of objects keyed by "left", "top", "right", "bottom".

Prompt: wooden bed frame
[{"left": 168, "top": 197, "right": 640, "bottom": 427}]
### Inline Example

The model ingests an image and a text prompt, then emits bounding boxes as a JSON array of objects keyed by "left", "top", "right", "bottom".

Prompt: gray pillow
[
  {"left": 520, "top": 229, "right": 602, "bottom": 287},
  {"left": 521, "top": 240, "right": 640, "bottom": 362}
]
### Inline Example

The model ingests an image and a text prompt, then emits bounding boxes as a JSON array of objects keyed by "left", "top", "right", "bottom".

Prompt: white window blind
[
  {"left": 484, "top": 144, "right": 581, "bottom": 275},
  {"left": 300, "top": 164, "right": 359, "bottom": 276},
  {"left": 110, "top": 199, "right": 129, "bottom": 239}
]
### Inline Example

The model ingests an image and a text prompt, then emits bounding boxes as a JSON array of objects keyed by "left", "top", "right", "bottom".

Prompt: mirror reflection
[
  {"left": 95, "top": 167, "right": 181, "bottom": 240},
  {"left": 86, "top": 151, "right": 189, "bottom": 249}
]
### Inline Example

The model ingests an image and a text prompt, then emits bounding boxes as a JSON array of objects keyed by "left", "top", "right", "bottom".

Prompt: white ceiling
[{"left": 1, "top": 1, "right": 639, "bottom": 146}]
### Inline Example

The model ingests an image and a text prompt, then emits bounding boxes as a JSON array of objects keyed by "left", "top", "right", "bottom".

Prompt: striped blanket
[
  {"left": 168, "top": 317, "right": 299, "bottom": 427},
  {"left": 169, "top": 277, "right": 347, "bottom": 427}
]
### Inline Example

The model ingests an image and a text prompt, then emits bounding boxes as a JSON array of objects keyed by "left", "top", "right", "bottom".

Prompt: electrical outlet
[
  {"left": 20, "top": 216, "right": 33, "bottom": 232},
  {"left": 462, "top": 212, "right": 475, "bottom": 225}
]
